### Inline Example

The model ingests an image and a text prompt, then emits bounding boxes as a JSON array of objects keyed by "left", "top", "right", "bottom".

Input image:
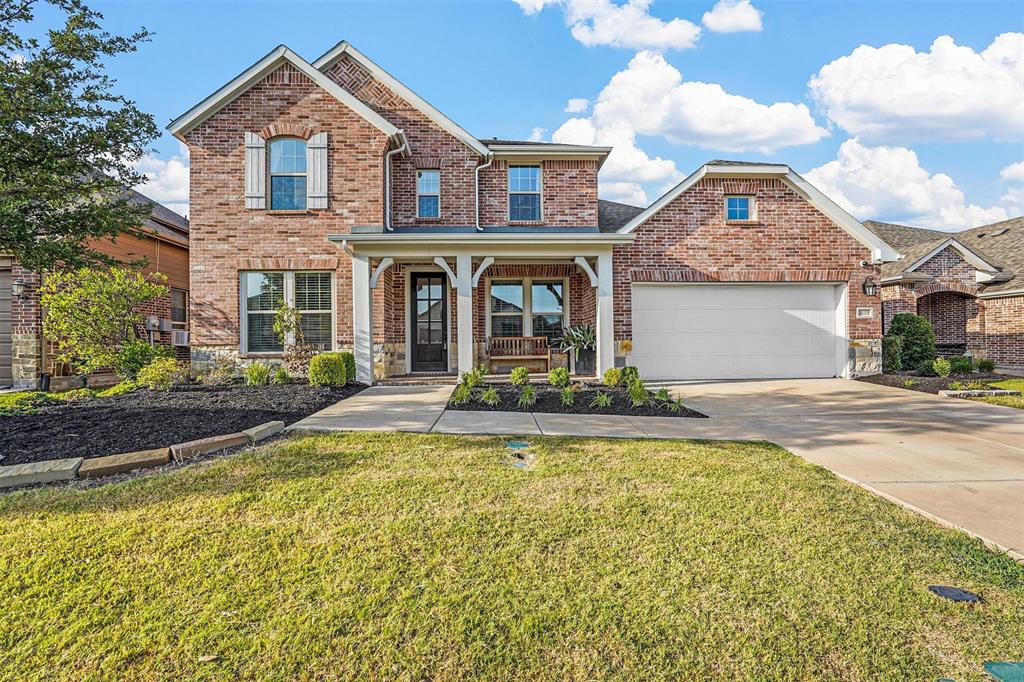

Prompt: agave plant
[{"left": 557, "top": 324, "right": 596, "bottom": 361}]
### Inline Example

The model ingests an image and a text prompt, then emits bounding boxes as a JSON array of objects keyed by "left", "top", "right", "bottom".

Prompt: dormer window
[
  {"left": 417, "top": 170, "right": 440, "bottom": 218},
  {"left": 269, "top": 138, "right": 307, "bottom": 210},
  {"left": 509, "top": 165, "right": 541, "bottom": 221},
  {"left": 726, "top": 196, "right": 752, "bottom": 221}
]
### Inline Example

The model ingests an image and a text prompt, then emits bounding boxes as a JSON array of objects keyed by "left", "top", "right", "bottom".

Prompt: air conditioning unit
[
  {"left": 158, "top": 318, "right": 174, "bottom": 332},
  {"left": 171, "top": 330, "right": 189, "bottom": 347}
]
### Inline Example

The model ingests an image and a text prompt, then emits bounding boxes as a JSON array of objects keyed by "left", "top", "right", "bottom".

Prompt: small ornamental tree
[
  {"left": 274, "top": 302, "right": 317, "bottom": 376},
  {"left": 40, "top": 266, "right": 167, "bottom": 376}
]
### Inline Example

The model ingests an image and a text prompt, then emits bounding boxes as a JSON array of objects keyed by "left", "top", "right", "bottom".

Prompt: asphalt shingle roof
[{"left": 597, "top": 199, "right": 645, "bottom": 233}]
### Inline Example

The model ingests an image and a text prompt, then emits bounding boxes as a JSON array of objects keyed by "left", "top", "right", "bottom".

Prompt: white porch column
[
  {"left": 455, "top": 254, "right": 474, "bottom": 375},
  {"left": 351, "top": 254, "right": 374, "bottom": 384},
  {"left": 595, "top": 251, "right": 614, "bottom": 376}
]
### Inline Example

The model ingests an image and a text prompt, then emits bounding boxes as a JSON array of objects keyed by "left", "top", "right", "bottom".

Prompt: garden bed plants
[
  {"left": 447, "top": 366, "right": 707, "bottom": 418},
  {"left": 0, "top": 380, "right": 364, "bottom": 467},
  {"left": 858, "top": 371, "right": 1006, "bottom": 395}
]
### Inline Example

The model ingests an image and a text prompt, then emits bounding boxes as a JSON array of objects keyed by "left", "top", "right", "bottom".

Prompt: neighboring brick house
[
  {"left": 168, "top": 41, "right": 900, "bottom": 383},
  {"left": 865, "top": 218, "right": 1023, "bottom": 369},
  {"left": 0, "top": 190, "right": 190, "bottom": 389}
]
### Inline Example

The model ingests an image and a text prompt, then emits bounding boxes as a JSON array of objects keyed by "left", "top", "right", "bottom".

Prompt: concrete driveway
[{"left": 672, "top": 378, "right": 1024, "bottom": 559}]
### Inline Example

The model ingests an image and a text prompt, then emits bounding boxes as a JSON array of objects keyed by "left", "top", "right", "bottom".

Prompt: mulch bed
[
  {"left": 0, "top": 382, "right": 364, "bottom": 467},
  {"left": 856, "top": 372, "right": 1005, "bottom": 394},
  {"left": 447, "top": 382, "right": 707, "bottom": 418}
]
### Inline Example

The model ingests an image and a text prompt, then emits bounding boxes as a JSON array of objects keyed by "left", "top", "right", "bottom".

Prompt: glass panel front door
[{"left": 411, "top": 273, "right": 447, "bottom": 372}]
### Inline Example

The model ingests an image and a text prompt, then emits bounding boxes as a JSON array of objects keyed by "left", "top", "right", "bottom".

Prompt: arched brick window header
[
  {"left": 258, "top": 123, "right": 314, "bottom": 141},
  {"left": 914, "top": 281, "right": 979, "bottom": 298}
]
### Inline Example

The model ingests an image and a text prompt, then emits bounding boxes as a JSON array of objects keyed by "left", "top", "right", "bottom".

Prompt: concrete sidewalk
[{"left": 288, "top": 385, "right": 451, "bottom": 433}]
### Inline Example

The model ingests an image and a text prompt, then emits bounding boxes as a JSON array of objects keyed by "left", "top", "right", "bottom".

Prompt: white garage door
[{"left": 631, "top": 283, "right": 843, "bottom": 380}]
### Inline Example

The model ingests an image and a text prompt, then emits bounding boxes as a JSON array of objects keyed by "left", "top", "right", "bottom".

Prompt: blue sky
[{"left": 33, "top": 0, "right": 1024, "bottom": 229}]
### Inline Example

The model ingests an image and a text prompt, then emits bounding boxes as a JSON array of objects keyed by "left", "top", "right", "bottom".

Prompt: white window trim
[
  {"left": 239, "top": 270, "right": 336, "bottom": 354},
  {"left": 725, "top": 194, "right": 755, "bottom": 222},
  {"left": 416, "top": 169, "right": 441, "bottom": 219},
  {"left": 485, "top": 276, "right": 569, "bottom": 339},
  {"left": 268, "top": 137, "right": 308, "bottom": 211},
  {"left": 507, "top": 164, "right": 543, "bottom": 222}
]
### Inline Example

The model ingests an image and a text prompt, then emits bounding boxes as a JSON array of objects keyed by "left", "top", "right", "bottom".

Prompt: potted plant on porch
[{"left": 558, "top": 324, "right": 596, "bottom": 376}]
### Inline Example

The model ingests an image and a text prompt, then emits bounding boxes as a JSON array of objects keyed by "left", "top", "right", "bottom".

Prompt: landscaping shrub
[
  {"left": 548, "top": 367, "right": 571, "bottom": 388},
  {"left": 272, "top": 366, "right": 291, "bottom": 385},
  {"left": 932, "top": 357, "right": 952, "bottom": 378},
  {"left": 948, "top": 380, "right": 965, "bottom": 391},
  {"left": 888, "top": 313, "right": 936, "bottom": 368},
  {"left": 560, "top": 386, "right": 576, "bottom": 406},
  {"left": 114, "top": 340, "right": 173, "bottom": 381},
  {"left": 948, "top": 355, "right": 973, "bottom": 375},
  {"left": 516, "top": 384, "right": 536, "bottom": 408},
  {"left": 628, "top": 378, "right": 648, "bottom": 407},
  {"left": 450, "top": 383, "right": 472, "bottom": 406},
  {"left": 308, "top": 353, "right": 348, "bottom": 387},
  {"left": 340, "top": 352, "right": 356, "bottom": 384},
  {"left": 916, "top": 360, "right": 937, "bottom": 377},
  {"left": 59, "top": 388, "right": 96, "bottom": 402},
  {"left": 243, "top": 362, "right": 273, "bottom": 386},
  {"left": 662, "top": 398, "right": 683, "bottom": 413},
  {"left": 96, "top": 381, "right": 138, "bottom": 398},
  {"left": 653, "top": 387, "right": 671, "bottom": 402},
  {"left": 461, "top": 366, "right": 486, "bottom": 389},
  {"left": 967, "top": 380, "right": 986, "bottom": 390},
  {"left": 620, "top": 366, "right": 640, "bottom": 386},
  {"left": 602, "top": 368, "right": 622, "bottom": 387},
  {"left": 901, "top": 379, "right": 916, "bottom": 389},
  {"left": 881, "top": 335, "right": 904, "bottom": 373},
  {"left": 976, "top": 358, "right": 996, "bottom": 372},
  {"left": 509, "top": 367, "right": 530, "bottom": 386},
  {"left": 0, "top": 391, "right": 64, "bottom": 415},
  {"left": 137, "top": 357, "right": 188, "bottom": 391},
  {"left": 480, "top": 387, "right": 500, "bottom": 407},
  {"left": 590, "top": 390, "right": 613, "bottom": 409}
]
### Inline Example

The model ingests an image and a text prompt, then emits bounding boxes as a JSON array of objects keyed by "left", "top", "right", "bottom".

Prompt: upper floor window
[
  {"left": 270, "top": 138, "right": 307, "bottom": 210},
  {"left": 726, "top": 196, "right": 752, "bottom": 221},
  {"left": 509, "top": 165, "right": 541, "bottom": 221},
  {"left": 417, "top": 170, "right": 440, "bottom": 218}
]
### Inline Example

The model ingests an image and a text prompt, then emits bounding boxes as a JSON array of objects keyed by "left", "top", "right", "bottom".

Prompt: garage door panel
[{"left": 631, "top": 284, "right": 841, "bottom": 380}]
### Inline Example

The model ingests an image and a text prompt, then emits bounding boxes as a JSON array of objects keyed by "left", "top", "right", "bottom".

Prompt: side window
[
  {"left": 170, "top": 289, "right": 188, "bottom": 329},
  {"left": 726, "top": 196, "right": 752, "bottom": 221},
  {"left": 508, "top": 165, "right": 541, "bottom": 221},
  {"left": 417, "top": 170, "right": 440, "bottom": 218},
  {"left": 269, "top": 138, "right": 307, "bottom": 210}
]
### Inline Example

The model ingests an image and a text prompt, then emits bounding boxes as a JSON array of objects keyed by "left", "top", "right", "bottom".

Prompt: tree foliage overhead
[{"left": 0, "top": 0, "right": 159, "bottom": 271}]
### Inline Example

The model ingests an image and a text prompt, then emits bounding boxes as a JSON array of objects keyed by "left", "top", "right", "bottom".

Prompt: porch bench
[{"left": 488, "top": 336, "right": 552, "bottom": 372}]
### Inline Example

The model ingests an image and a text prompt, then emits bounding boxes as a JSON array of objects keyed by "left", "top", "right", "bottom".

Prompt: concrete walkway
[{"left": 289, "top": 378, "right": 1024, "bottom": 558}]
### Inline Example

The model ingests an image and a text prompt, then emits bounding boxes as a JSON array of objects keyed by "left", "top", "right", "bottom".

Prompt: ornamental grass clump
[
  {"left": 548, "top": 367, "right": 571, "bottom": 388},
  {"left": 461, "top": 366, "right": 486, "bottom": 389},
  {"left": 590, "top": 390, "right": 613, "bottom": 409},
  {"left": 627, "top": 378, "right": 648, "bottom": 407},
  {"left": 976, "top": 358, "right": 996, "bottom": 372},
  {"left": 272, "top": 366, "right": 291, "bottom": 385},
  {"left": 510, "top": 367, "right": 530, "bottom": 386},
  {"left": 450, "top": 383, "right": 472, "bottom": 406},
  {"left": 560, "top": 386, "right": 576, "bottom": 406},
  {"left": 243, "top": 362, "right": 273, "bottom": 386},
  {"left": 516, "top": 384, "right": 536, "bottom": 408},
  {"left": 479, "top": 387, "right": 501, "bottom": 407}
]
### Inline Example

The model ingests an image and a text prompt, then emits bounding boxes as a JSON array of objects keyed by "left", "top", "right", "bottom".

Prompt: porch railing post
[
  {"left": 596, "top": 251, "right": 614, "bottom": 376},
  {"left": 352, "top": 253, "right": 374, "bottom": 384},
  {"left": 456, "top": 254, "right": 474, "bottom": 375}
]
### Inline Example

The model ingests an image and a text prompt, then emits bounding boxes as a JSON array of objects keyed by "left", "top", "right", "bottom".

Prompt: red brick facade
[{"left": 611, "top": 177, "right": 882, "bottom": 341}]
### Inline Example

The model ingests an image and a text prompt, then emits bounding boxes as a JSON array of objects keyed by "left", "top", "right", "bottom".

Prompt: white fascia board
[
  {"left": 167, "top": 45, "right": 400, "bottom": 142},
  {"left": 904, "top": 237, "right": 1000, "bottom": 274},
  {"left": 617, "top": 165, "right": 708, "bottom": 233},
  {"left": 490, "top": 145, "right": 613, "bottom": 169},
  {"left": 313, "top": 41, "right": 490, "bottom": 158},
  {"left": 979, "top": 287, "right": 1024, "bottom": 299},
  {"left": 330, "top": 232, "right": 635, "bottom": 246}
]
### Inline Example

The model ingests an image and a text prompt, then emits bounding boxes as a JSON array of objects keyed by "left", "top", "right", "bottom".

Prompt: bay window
[
  {"left": 241, "top": 271, "right": 334, "bottom": 353},
  {"left": 488, "top": 278, "right": 566, "bottom": 342}
]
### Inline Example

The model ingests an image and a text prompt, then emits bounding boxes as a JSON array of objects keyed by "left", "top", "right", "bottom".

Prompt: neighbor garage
[{"left": 630, "top": 283, "right": 846, "bottom": 380}]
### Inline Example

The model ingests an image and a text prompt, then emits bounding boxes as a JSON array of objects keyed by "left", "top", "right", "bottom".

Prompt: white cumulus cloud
[
  {"left": 565, "top": 97, "right": 590, "bottom": 113},
  {"left": 1000, "top": 161, "right": 1024, "bottom": 183},
  {"left": 805, "top": 139, "right": 1010, "bottom": 229},
  {"left": 999, "top": 161, "right": 1024, "bottom": 214},
  {"left": 702, "top": 0, "right": 763, "bottom": 33},
  {"left": 527, "top": 127, "right": 547, "bottom": 142},
  {"left": 513, "top": 0, "right": 702, "bottom": 51},
  {"left": 552, "top": 51, "right": 827, "bottom": 204},
  {"left": 133, "top": 143, "right": 189, "bottom": 217},
  {"left": 809, "top": 33, "right": 1024, "bottom": 143}
]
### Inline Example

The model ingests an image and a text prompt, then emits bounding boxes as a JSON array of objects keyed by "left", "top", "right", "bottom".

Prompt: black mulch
[
  {"left": 856, "top": 372, "right": 1005, "bottom": 394},
  {"left": 0, "top": 382, "right": 365, "bottom": 466},
  {"left": 446, "top": 382, "right": 707, "bottom": 418}
]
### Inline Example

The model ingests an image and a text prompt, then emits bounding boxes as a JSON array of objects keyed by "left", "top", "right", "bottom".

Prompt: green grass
[
  {"left": 970, "top": 378, "right": 1024, "bottom": 409},
  {"left": 1, "top": 433, "right": 1021, "bottom": 681}
]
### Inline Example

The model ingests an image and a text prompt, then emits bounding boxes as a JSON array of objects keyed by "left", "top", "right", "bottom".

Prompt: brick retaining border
[
  {"left": 939, "top": 389, "right": 1022, "bottom": 399},
  {"left": 0, "top": 421, "right": 286, "bottom": 490}
]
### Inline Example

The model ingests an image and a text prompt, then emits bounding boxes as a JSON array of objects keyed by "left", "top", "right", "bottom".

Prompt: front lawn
[
  {"left": 1, "top": 433, "right": 1021, "bottom": 680},
  {"left": 969, "top": 378, "right": 1024, "bottom": 410}
]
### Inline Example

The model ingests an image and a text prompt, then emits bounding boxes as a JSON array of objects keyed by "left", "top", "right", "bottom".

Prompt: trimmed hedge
[
  {"left": 340, "top": 352, "right": 356, "bottom": 384},
  {"left": 888, "top": 314, "right": 936, "bottom": 369},
  {"left": 881, "top": 335, "right": 904, "bottom": 373},
  {"left": 309, "top": 353, "right": 348, "bottom": 387}
]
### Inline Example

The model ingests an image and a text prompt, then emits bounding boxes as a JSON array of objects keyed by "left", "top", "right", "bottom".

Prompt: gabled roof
[
  {"left": 313, "top": 41, "right": 490, "bottom": 157},
  {"left": 865, "top": 217, "right": 1023, "bottom": 295},
  {"left": 598, "top": 199, "right": 644, "bottom": 233},
  {"left": 617, "top": 161, "right": 900, "bottom": 263},
  {"left": 167, "top": 45, "right": 402, "bottom": 144}
]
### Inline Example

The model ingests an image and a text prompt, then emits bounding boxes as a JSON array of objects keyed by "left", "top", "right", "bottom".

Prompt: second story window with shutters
[
  {"left": 508, "top": 165, "right": 541, "bottom": 221},
  {"left": 269, "top": 138, "right": 307, "bottom": 210},
  {"left": 417, "top": 170, "right": 440, "bottom": 218}
]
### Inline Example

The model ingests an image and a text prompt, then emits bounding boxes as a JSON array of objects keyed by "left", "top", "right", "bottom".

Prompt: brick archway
[
  {"left": 913, "top": 281, "right": 979, "bottom": 299},
  {"left": 915, "top": 285, "right": 980, "bottom": 353}
]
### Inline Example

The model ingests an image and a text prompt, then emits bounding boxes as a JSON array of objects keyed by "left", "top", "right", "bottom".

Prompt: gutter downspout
[
  {"left": 384, "top": 132, "right": 409, "bottom": 231},
  {"left": 474, "top": 154, "right": 494, "bottom": 231}
]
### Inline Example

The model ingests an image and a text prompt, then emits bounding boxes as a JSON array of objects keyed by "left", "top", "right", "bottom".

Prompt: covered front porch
[{"left": 331, "top": 228, "right": 634, "bottom": 384}]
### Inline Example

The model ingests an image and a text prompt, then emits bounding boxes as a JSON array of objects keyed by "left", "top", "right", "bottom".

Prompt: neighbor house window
[
  {"left": 269, "top": 138, "right": 307, "bottom": 210},
  {"left": 726, "top": 196, "right": 752, "bottom": 221},
  {"left": 488, "top": 278, "right": 567, "bottom": 342},
  {"left": 508, "top": 165, "right": 541, "bottom": 221},
  {"left": 241, "top": 271, "right": 334, "bottom": 353},
  {"left": 416, "top": 170, "right": 440, "bottom": 218},
  {"left": 170, "top": 288, "right": 188, "bottom": 329}
]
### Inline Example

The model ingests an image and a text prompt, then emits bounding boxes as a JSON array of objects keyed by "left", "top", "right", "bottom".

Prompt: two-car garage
[{"left": 629, "top": 283, "right": 847, "bottom": 380}]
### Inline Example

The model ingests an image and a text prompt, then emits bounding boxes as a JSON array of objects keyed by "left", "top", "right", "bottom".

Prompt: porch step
[{"left": 378, "top": 374, "right": 459, "bottom": 386}]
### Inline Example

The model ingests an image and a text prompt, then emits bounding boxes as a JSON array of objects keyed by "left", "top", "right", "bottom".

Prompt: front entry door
[{"left": 410, "top": 273, "right": 448, "bottom": 372}]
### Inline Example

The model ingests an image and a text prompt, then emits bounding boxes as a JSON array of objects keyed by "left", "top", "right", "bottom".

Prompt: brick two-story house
[{"left": 169, "top": 41, "right": 901, "bottom": 383}]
